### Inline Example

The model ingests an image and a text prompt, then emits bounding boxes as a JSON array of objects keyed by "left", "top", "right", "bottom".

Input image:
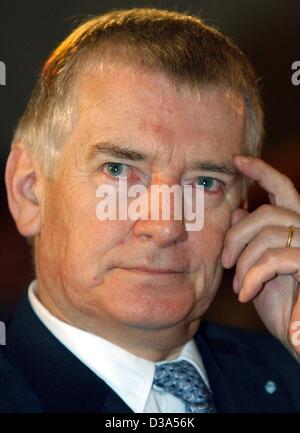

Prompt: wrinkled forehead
[{"left": 68, "top": 61, "right": 247, "bottom": 164}]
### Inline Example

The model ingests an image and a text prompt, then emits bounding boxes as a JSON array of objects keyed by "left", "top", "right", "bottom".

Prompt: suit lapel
[
  {"left": 195, "top": 325, "right": 237, "bottom": 412},
  {"left": 195, "top": 321, "right": 300, "bottom": 412},
  {"left": 5, "top": 294, "right": 133, "bottom": 413},
  {"left": 6, "top": 294, "right": 300, "bottom": 413}
]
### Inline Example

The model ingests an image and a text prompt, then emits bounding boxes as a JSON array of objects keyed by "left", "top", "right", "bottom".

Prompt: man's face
[{"left": 36, "top": 63, "right": 246, "bottom": 353}]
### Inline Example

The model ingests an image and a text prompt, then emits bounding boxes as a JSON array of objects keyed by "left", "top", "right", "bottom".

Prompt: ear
[{"left": 5, "top": 143, "right": 44, "bottom": 237}]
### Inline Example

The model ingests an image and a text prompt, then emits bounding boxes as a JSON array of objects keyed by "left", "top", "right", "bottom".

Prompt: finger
[
  {"left": 289, "top": 305, "right": 300, "bottom": 355},
  {"left": 221, "top": 208, "right": 249, "bottom": 267},
  {"left": 233, "top": 156, "right": 300, "bottom": 213},
  {"left": 238, "top": 248, "right": 300, "bottom": 303},
  {"left": 221, "top": 204, "right": 300, "bottom": 268},
  {"left": 233, "top": 226, "right": 300, "bottom": 293}
]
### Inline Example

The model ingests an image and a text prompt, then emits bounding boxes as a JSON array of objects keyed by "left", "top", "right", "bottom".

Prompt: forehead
[{"left": 71, "top": 62, "right": 247, "bottom": 160}]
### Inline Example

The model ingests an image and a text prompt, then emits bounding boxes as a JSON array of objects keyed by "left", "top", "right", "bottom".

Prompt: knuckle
[
  {"left": 261, "top": 248, "right": 277, "bottom": 264},
  {"left": 259, "top": 225, "right": 278, "bottom": 242},
  {"left": 295, "top": 269, "right": 300, "bottom": 282},
  {"left": 282, "top": 174, "right": 294, "bottom": 190},
  {"left": 258, "top": 204, "right": 273, "bottom": 218}
]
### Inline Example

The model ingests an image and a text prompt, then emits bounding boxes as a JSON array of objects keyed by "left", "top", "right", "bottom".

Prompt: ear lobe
[{"left": 5, "top": 143, "right": 43, "bottom": 237}]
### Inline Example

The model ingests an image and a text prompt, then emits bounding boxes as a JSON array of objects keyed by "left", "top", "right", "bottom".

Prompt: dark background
[{"left": 0, "top": 0, "right": 299, "bottom": 327}]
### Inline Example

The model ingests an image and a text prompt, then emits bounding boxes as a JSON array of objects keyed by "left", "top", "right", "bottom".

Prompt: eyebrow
[
  {"left": 88, "top": 141, "right": 148, "bottom": 162},
  {"left": 88, "top": 141, "right": 241, "bottom": 177},
  {"left": 189, "top": 160, "right": 241, "bottom": 177}
]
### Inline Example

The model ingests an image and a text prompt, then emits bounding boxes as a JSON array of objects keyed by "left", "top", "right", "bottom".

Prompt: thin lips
[{"left": 120, "top": 266, "right": 185, "bottom": 273}]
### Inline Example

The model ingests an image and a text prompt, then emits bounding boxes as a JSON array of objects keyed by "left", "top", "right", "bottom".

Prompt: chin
[{"left": 102, "top": 295, "right": 196, "bottom": 331}]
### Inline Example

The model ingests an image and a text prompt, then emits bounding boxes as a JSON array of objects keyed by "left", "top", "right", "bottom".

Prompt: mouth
[{"left": 119, "top": 266, "right": 185, "bottom": 275}]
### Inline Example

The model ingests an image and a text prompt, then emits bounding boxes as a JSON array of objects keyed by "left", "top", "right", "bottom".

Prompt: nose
[{"left": 133, "top": 176, "right": 187, "bottom": 248}]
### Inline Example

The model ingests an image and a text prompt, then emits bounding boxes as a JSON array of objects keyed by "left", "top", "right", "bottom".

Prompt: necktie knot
[{"left": 153, "top": 360, "right": 217, "bottom": 413}]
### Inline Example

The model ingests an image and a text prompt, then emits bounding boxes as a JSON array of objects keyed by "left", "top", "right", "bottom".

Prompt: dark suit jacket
[{"left": 0, "top": 293, "right": 300, "bottom": 413}]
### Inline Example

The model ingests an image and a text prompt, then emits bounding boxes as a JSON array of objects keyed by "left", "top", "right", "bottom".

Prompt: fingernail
[{"left": 233, "top": 274, "right": 240, "bottom": 292}]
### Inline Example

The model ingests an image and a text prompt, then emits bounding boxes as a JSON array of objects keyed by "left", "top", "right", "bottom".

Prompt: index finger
[{"left": 233, "top": 155, "right": 300, "bottom": 213}]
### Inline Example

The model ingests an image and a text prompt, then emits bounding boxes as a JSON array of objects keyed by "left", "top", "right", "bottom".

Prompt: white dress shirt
[{"left": 28, "top": 279, "right": 211, "bottom": 413}]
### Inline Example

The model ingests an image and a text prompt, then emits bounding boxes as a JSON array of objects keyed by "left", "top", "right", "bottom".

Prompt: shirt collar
[{"left": 28, "top": 279, "right": 209, "bottom": 412}]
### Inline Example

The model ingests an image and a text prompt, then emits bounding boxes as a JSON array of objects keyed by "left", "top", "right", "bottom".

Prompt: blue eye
[
  {"left": 195, "top": 176, "right": 223, "bottom": 192},
  {"left": 105, "top": 162, "right": 128, "bottom": 178}
]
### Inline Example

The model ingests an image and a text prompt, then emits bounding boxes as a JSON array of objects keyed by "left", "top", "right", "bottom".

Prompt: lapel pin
[{"left": 264, "top": 380, "right": 277, "bottom": 394}]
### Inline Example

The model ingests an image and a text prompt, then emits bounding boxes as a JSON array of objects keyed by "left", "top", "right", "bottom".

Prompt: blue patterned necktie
[{"left": 153, "top": 360, "right": 217, "bottom": 413}]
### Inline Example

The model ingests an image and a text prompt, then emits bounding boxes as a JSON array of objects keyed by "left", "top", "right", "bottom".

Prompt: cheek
[
  {"left": 39, "top": 183, "right": 132, "bottom": 288},
  {"left": 205, "top": 203, "right": 232, "bottom": 236},
  {"left": 182, "top": 216, "right": 228, "bottom": 320},
  {"left": 191, "top": 202, "right": 232, "bottom": 264},
  {"left": 186, "top": 203, "right": 233, "bottom": 302},
  {"left": 188, "top": 223, "right": 225, "bottom": 276}
]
